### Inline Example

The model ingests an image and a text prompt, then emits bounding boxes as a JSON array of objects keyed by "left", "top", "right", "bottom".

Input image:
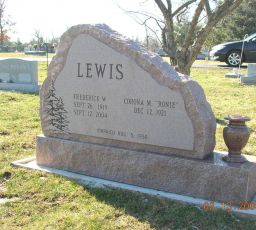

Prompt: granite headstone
[
  {"left": 38, "top": 24, "right": 216, "bottom": 159},
  {"left": 37, "top": 25, "right": 256, "bottom": 204},
  {"left": 241, "top": 63, "right": 256, "bottom": 84},
  {"left": 0, "top": 58, "right": 40, "bottom": 92}
]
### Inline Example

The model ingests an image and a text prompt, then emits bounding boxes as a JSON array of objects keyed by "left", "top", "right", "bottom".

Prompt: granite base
[
  {"left": 0, "top": 82, "right": 40, "bottom": 92},
  {"left": 240, "top": 76, "right": 256, "bottom": 84},
  {"left": 225, "top": 72, "right": 240, "bottom": 78},
  {"left": 36, "top": 134, "right": 256, "bottom": 204}
]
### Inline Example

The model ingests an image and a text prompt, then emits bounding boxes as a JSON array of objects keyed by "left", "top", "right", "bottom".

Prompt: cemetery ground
[
  {"left": 0, "top": 52, "right": 55, "bottom": 59},
  {"left": 0, "top": 61, "right": 256, "bottom": 229}
]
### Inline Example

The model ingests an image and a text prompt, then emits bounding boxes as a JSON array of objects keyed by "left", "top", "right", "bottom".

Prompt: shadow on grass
[
  {"left": 83, "top": 185, "right": 253, "bottom": 229},
  {"left": 21, "top": 92, "right": 39, "bottom": 96},
  {"left": 216, "top": 118, "right": 227, "bottom": 126},
  {"left": 218, "top": 65, "right": 247, "bottom": 69},
  {"left": 0, "top": 90, "right": 39, "bottom": 96}
]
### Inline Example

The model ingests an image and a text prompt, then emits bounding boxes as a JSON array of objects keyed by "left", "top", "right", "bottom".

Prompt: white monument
[
  {"left": 241, "top": 63, "right": 256, "bottom": 84},
  {"left": 0, "top": 59, "right": 40, "bottom": 92}
]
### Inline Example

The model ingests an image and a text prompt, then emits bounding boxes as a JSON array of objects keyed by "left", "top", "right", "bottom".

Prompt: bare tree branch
[
  {"left": 210, "top": 0, "right": 244, "bottom": 22},
  {"left": 191, "top": 0, "right": 244, "bottom": 62},
  {"left": 0, "top": 0, "right": 15, "bottom": 47},
  {"left": 117, "top": 2, "right": 165, "bottom": 47},
  {"left": 142, "top": 17, "right": 163, "bottom": 45},
  {"left": 204, "top": 0, "right": 212, "bottom": 17},
  {"left": 118, "top": 0, "right": 245, "bottom": 74},
  {"left": 176, "top": 8, "right": 188, "bottom": 23},
  {"left": 172, "top": 0, "right": 197, "bottom": 17},
  {"left": 125, "top": 10, "right": 163, "bottom": 46},
  {"left": 154, "top": 0, "right": 177, "bottom": 60},
  {"left": 154, "top": 0, "right": 168, "bottom": 17},
  {"left": 166, "top": 0, "right": 172, "bottom": 15},
  {"left": 183, "top": 0, "right": 205, "bottom": 52},
  {"left": 162, "top": 27, "right": 167, "bottom": 50},
  {"left": 126, "top": 10, "right": 165, "bottom": 29}
]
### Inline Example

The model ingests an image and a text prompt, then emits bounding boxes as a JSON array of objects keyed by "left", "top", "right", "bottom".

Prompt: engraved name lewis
[{"left": 76, "top": 62, "right": 123, "bottom": 80}]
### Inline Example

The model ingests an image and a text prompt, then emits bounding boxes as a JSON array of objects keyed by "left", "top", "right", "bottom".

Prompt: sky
[{"left": 6, "top": 0, "right": 165, "bottom": 43}]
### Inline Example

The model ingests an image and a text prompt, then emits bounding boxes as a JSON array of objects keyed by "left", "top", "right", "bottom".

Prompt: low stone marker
[
  {"left": 36, "top": 24, "right": 256, "bottom": 205},
  {"left": 241, "top": 63, "right": 256, "bottom": 84},
  {"left": 0, "top": 58, "right": 40, "bottom": 92},
  {"left": 225, "top": 68, "right": 240, "bottom": 78}
]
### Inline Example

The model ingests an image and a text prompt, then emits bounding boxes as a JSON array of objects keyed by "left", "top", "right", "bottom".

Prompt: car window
[{"left": 245, "top": 33, "right": 256, "bottom": 42}]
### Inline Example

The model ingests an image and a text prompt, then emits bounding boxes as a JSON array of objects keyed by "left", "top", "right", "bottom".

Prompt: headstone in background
[
  {"left": 0, "top": 58, "right": 40, "bottom": 92},
  {"left": 18, "top": 73, "right": 32, "bottom": 83},
  {"left": 35, "top": 24, "right": 256, "bottom": 204},
  {"left": 241, "top": 63, "right": 256, "bottom": 84},
  {"left": 225, "top": 68, "right": 240, "bottom": 78},
  {"left": 0, "top": 73, "right": 11, "bottom": 82}
]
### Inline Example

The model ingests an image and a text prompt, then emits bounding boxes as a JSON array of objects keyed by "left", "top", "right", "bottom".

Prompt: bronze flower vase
[{"left": 223, "top": 115, "right": 250, "bottom": 163}]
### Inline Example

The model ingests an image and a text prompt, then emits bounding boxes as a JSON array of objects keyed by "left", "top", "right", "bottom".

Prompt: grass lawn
[
  {"left": 191, "top": 67, "right": 256, "bottom": 155},
  {"left": 0, "top": 61, "right": 256, "bottom": 229}
]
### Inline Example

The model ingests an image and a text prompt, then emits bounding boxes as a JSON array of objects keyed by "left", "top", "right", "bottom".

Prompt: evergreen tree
[
  {"left": 206, "top": 0, "right": 256, "bottom": 47},
  {"left": 54, "top": 98, "right": 69, "bottom": 132},
  {"left": 226, "top": 0, "right": 256, "bottom": 40},
  {"left": 45, "top": 81, "right": 69, "bottom": 132}
]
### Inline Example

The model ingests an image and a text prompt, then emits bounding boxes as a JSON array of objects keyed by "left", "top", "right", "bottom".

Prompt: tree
[
  {"left": 54, "top": 98, "right": 69, "bottom": 132},
  {"left": 49, "top": 34, "right": 60, "bottom": 47},
  {"left": 15, "top": 38, "right": 25, "bottom": 52},
  {"left": 142, "top": 36, "right": 161, "bottom": 52},
  {"left": 127, "top": 0, "right": 244, "bottom": 75},
  {"left": 45, "top": 81, "right": 69, "bottom": 132},
  {"left": 206, "top": 0, "right": 256, "bottom": 47},
  {"left": 0, "top": 0, "right": 15, "bottom": 49},
  {"left": 30, "top": 30, "right": 44, "bottom": 51},
  {"left": 48, "top": 35, "right": 59, "bottom": 53}
]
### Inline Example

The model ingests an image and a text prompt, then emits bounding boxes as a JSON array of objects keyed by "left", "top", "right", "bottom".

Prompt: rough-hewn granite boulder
[{"left": 39, "top": 24, "right": 216, "bottom": 159}]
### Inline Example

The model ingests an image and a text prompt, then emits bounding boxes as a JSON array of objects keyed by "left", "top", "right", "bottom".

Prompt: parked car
[
  {"left": 157, "top": 48, "right": 168, "bottom": 57},
  {"left": 210, "top": 33, "right": 256, "bottom": 67}
]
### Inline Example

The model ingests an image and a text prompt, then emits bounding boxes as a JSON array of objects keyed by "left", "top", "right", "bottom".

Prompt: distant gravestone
[
  {"left": 241, "top": 63, "right": 256, "bottom": 84},
  {"left": 38, "top": 25, "right": 256, "bottom": 204},
  {"left": 225, "top": 68, "right": 240, "bottom": 78},
  {"left": 0, "top": 59, "right": 40, "bottom": 92}
]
